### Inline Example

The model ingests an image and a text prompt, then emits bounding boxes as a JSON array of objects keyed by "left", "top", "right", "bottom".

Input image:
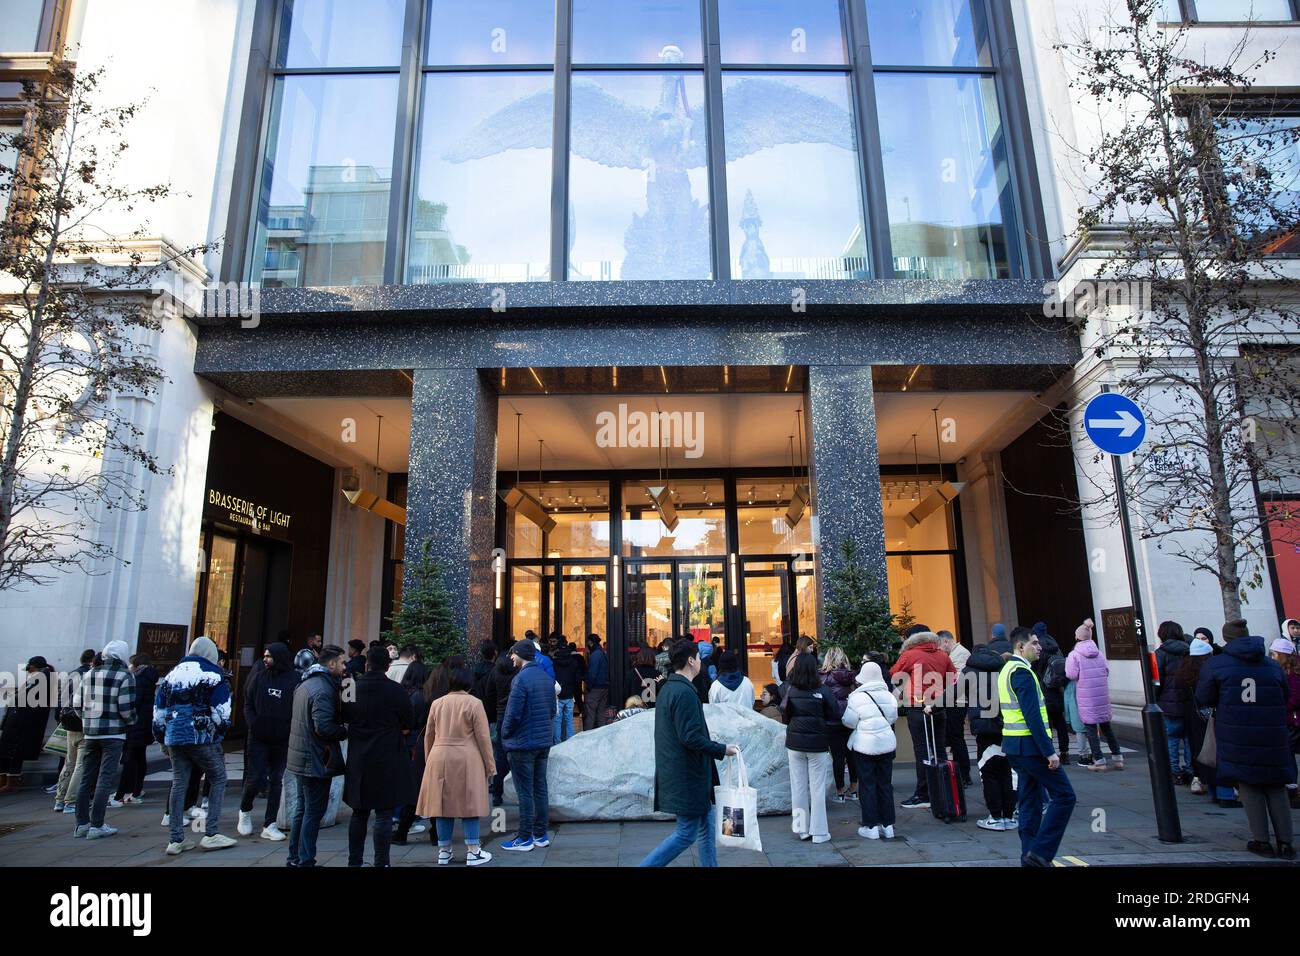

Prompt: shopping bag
[
  {"left": 714, "top": 752, "right": 762, "bottom": 852},
  {"left": 1198, "top": 714, "right": 1217, "bottom": 769},
  {"left": 43, "top": 724, "right": 69, "bottom": 757}
]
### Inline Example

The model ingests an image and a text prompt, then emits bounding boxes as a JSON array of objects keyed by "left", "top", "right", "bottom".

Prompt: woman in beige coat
[{"left": 416, "top": 666, "right": 496, "bottom": 865}]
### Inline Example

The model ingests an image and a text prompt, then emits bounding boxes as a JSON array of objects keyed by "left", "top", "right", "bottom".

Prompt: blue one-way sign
[{"left": 1084, "top": 392, "right": 1146, "bottom": 455}]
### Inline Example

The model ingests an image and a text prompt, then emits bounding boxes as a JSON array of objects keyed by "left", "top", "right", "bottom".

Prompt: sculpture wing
[
  {"left": 567, "top": 78, "right": 657, "bottom": 169},
  {"left": 721, "top": 76, "right": 855, "bottom": 161},
  {"left": 441, "top": 88, "right": 555, "bottom": 162}
]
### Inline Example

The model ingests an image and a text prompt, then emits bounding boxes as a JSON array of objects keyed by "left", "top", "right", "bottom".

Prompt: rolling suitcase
[{"left": 922, "top": 710, "right": 967, "bottom": 823}]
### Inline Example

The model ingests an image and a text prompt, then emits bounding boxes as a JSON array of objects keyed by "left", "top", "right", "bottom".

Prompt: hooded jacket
[
  {"left": 707, "top": 670, "right": 754, "bottom": 710},
  {"left": 153, "top": 640, "right": 231, "bottom": 746},
  {"left": 288, "top": 663, "right": 348, "bottom": 778},
  {"left": 1031, "top": 624, "right": 1064, "bottom": 710},
  {"left": 552, "top": 646, "right": 586, "bottom": 701},
  {"left": 76, "top": 641, "right": 137, "bottom": 739},
  {"left": 244, "top": 642, "right": 298, "bottom": 745},
  {"left": 1196, "top": 635, "right": 1295, "bottom": 787},
  {"left": 780, "top": 681, "right": 841, "bottom": 753},
  {"left": 964, "top": 644, "right": 1008, "bottom": 737},
  {"left": 820, "top": 667, "right": 856, "bottom": 713},
  {"left": 1154, "top": 637, "right": 1191, "bottom": 712},
  {"left": 1065, "top": 636, "right": 1112, "bottom": 724},
  {"left": 842, "top": 662, "right": 899, "bottom": 756},
  {"left": 889, "top": 632, "right": 956, "bottom": 706}
]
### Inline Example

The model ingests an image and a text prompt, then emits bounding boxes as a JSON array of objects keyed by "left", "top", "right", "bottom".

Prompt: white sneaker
[
  {"left": 811, "top": 834, "right": 832, "bottom": 844},
  {"left": 409, "top": 822, "right": 428, "bottom": 835},
  {"left": 165, "top": 839, "right": 195, "bottom": 855},
  {"left": 999, "top": 818, "right": 1018, "bottom": 831},
  {"left": 187, "top": 805, "right": 203, "bottom": 819},
  {"left": 200, "top": 797, "right": 209, "bottom": 809},
  {"left": 161, "top": 813, "right": 170, "bottom": 827},
  {"left": 73, "top": 824, "right": 90, "bottom": 838},
  {"left": 86, "top": 825, "right": 118, "bottom": 840},
  {"left": 1190, "top": 777, "right": 1206, "bottom": 795},
  {"left": 466, "top": 847, "right": 492, "bottom": 866},
  {"left": 237, "top": 811, "right": 254, "bottom": 836},
  {"left": 977, "top": 815, "right": 1004, "bottom": 831},
  {"left": 260, "top": 823, "right": 286, "bottom": 842},
  {"left": 437, "top": 847, "right": 453, "bottom": 865},
  {"left": 200, "top": 833, "right": 236, "bottom": 851},
  {"left": 62, "top": 804, "right": 75, "bottom": 814},
  {"left": 106, "top": 798, "right": 124, "bottom": 808},
  {"left": 882, "top": 825, "right": 895, "bottom": 839},
  {"left": 122, "top": 794, "right": 145, "bottom": 805},
  {"left": 858, "top": 825, "right": 881, "bottom": 840}
]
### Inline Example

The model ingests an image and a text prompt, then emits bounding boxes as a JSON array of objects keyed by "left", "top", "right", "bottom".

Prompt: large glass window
[
  {"left": 1192, "top": 0, "right": 1294, "bottom": 19},
  {"left": 572, "top": 0, "right": 703, "bottom": 64},
  {"left": 425, "top": 0, "right": 556, "bottom": 65},
  {"left": 568, "top": 72, "right": 712, "bottom": 279},
  {"left": 278, "top": 0, "right": 404, "bottom": 68},
  {"left": 251, "top": 75, "right": 399, "bottom": 288},
  {"left": 718, "top": 0, "right": 848, "bottom": 64},
  {"left": 407, "top": 73, "right": 553, "bottom": 282},
  {"left": 875, "top": 72, "right": 1019, "bottom": 279},
  {"left": 723, "top": 72, "right": 865, "bottom": 278},
  {"left": 504, "top": 481, "right": 611, "bottom": 558},
  {"left": 866, "top": 0, "right": 991, "bottom": 67},
  {"left": 0, "top": 0, "right": 45, "bottom": 53},
  {"left": 882, "top": 474, "right": 961, "bottom": 640},
  {"left": 737, "top": 477, "right": 813, "bottom": 553},
  {"left": 1215, "top": 115, "right": 1300, "bottom": 241},
  {"left": 623, "top": 479, "right": 727, "bottom": 557}
]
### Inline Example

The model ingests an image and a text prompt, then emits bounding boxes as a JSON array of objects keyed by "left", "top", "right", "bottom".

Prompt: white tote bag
[{"left": 714, "top": 753, "right": 762, "bottom": 852}]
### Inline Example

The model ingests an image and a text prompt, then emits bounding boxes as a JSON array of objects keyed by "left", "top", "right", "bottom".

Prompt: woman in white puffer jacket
[{"left": 842, "top": 660, "right": 899, "bottom": 840}]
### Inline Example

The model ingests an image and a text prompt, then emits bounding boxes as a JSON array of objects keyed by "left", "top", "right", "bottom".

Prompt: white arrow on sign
[{"left": 1087, "top": 409, "right": 1141, "bottom": 438}]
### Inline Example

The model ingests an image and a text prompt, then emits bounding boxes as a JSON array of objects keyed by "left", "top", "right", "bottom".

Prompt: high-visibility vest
[{"left": 997, "top": 658, "right": 1050, "bottom": 738}]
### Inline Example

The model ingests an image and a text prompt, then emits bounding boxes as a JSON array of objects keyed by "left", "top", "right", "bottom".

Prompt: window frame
[
  {"left": 1162, "top": 0, "right": 1300, "bottom": 23},
  {"left": 227, "top": 0, "right": 1048, "bottom": 286}
]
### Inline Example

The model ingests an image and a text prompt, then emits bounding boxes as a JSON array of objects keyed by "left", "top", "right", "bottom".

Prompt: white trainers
[
  {"left": 186, "top": 805, "right": 203, "bottom": 819},
  {"left": 200, "top": 833, "right": 236, "bottom": 851},
  {"left": 409, "top": 822, "right": 428, "bottom": 835},
  {"left": 437, "top": 847, "right": 453, "bottom": 865},
  {"left": 260, "top": 823, "right": 286, "bottom": 842},
  {"left": 858, "top": 825, "right": 881, "bottom": 840},
  {"left": 237, "top": 811, "right": 254, "bottom": 836},
  {"left": 165, "top": 839, "right": 195, "bottom": 855},
  {"left": 811, "top": 834, "right": 832, "bottom": 844},
  {"left": 999, "top": 818, "right": 1018, "bottom": 830},
  {"left": 1190, "top": 777, "right": 1206, "bottom": 795},
  {"left": 161, "top": 813, "right": 170, "bottom": 827},
  {"left": 882, "top": 825, "right": 895, "bottom": 839},
  {"left": 106, "top": 798, "right": 124, "bottom": 809},
  {"left": 977, "top": 815, "right": 1004, "bottom": 831},
  {"left": 122, "top": 794, "right": 145, "bottom": 805},
  {"left": 466, "top": 847, "right": 492, "bottom": 866},
  {"left": 73, "top": 824, "right": 90, "bottom": 838},
  {"left": 86, "top": 825, "right": 118, "bottom": 840}
]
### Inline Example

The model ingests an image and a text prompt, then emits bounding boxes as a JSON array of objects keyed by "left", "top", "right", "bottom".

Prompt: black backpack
[{"left": 1042, "top": 654, "right": 1068, "bottom": 691}]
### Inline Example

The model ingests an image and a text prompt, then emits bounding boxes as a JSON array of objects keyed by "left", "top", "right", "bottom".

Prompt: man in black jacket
[
  {"left": 551, "top": 641, "right": 585, "bottom": 743},
  {"left": 285, "top": 645, "right": 348, "bottom": 867},
  {"left": 640, "top": 640, "right": 738, "bottom": 867},
  {"left": 239, "top": 642, "right": 297, "bottom": 842}
]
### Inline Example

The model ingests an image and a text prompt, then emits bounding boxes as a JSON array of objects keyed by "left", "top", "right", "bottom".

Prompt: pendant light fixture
[
  {"left": 500, "top": 412, "right": 556, "bottom": 533},
  {"left": 784, "top": 409, "right": 809, "bottom": 530},
  {"left": 905, "top": 406, "right": 967, "bottom": 529},
  {"left": 645, "top": 411, "right": 679, "bottom": 532},
  {"left": 342, "top": 410, "right": 408, "bottom": 525}
]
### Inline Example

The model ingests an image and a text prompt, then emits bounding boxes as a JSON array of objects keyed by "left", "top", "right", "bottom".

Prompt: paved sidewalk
[{"left": 1, "top": 743, "right": 1295, "bottom": 868}]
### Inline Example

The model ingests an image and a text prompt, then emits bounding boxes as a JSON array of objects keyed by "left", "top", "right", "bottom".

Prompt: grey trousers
[
  {"left": 787, "top": 749, "right": 832, "bottom": 840},
  {"left": 1238, "top": 782, "right": 1294, "bottom": 845}
]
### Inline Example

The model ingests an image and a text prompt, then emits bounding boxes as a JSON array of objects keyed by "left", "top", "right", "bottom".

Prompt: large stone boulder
[{"left": 504, "top": 704, "right": 791, "bottom": 821}]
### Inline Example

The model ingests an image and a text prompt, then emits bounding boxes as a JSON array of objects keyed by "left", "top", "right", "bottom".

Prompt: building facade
[{"left": 1, "top": 0, "right": 1297, "bottom": 725}]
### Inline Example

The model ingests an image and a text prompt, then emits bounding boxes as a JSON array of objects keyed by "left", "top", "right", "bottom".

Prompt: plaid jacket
[{"left": 74, "top": 660, "right": 137, "bottom": 737}]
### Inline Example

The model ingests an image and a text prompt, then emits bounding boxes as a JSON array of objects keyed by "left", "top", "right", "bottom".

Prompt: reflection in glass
[
  {"left": 572, "top": 0, "right": 703, "bottom": 64},
  {"left": 408, "top": 73, "right": 553, "bottom": 283},
  {"left": 0, "top": 0, "right": 43, "bottom": 53},
  {"left": 865, "top": 0, "right": 991, "bottom": 67},
  {"left": 722, "top": 73, "right": 866, "bottom": 279},
  {"left": 278, "top": 0, "right": 405, "bottom": 67},
  {"left": 504, "top": 481, "right": 611, "bottom": 558},
  {"left": 568, "top": 70, "right": 712, "bottom": 280},
  {"left": 1217, "top": 117, "right": 1300, "bottom": 241},
  {"left": 251, "top": 75, "right": 399, "bottom": 288},
  {"left": 1194, "top": 0, "right": 1293, "bottom": 19},
  {"left": 623, "top": 480, "right": 727, "bottom": 556},
  {"left": 625, "top": 563, "right": 674, "bottom": 652},
  {"left": 678, "top": 562, "right": 725, "bottom": 644},
  {"left": 510, "top": 565, "right": 545, "bottom": 641},
  {"left": 887, "top": 553, "right": 958, "bottom": 639},
  {"left": 426, "top": 0, "right": 555, "bottom": 65},
  {"left": 875, "top": 73, "right": 1019, "bottom": 279},
  {"left": 737, "top": 478, "right": 814, "bottom": 553},
  {"left": 202, "top": 535, "right": 238, "bottom": 652},
  {"left": 561, "top": 565, "right": 607, "bottom": 644},
  {"left": 743, "top": 561, "right": 790, "bottom": 690},
  {"left": 718, "top": 0, "right": 847, "bottom": 64}
]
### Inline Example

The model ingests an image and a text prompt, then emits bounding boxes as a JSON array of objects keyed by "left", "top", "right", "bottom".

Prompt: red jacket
[{"left": 889, "top": 634, "right": 956, "bottom": 706}]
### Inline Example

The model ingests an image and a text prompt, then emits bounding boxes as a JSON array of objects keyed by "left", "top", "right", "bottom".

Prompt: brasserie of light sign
[{"left": 206, "top": 488, "right": 292, "bottom": 532}]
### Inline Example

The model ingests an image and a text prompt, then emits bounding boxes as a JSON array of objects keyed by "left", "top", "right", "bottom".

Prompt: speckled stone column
[
  {"left": 807, "top": 365, "right": 888, "bottom": 632},
  {"left": 406, "top": 368, "right": 498, "bottom": 647}
]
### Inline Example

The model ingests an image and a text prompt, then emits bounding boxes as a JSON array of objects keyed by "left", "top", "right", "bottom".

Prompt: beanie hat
[
  {"left": 1075, "top": 618, "right": 1094, "bottom": 643},
  {"left": 1271, "top": 638, "right": 1296, "bottom": 656},
  {"left": 1221, "top": 618, "right": 1249, "bottom": 642},
  {"left": 1189, "top": 640, "right": 1213, "bottom": 657},
  {"left": 991, "top": 623, "right": 1007, "bottom": 640},
  {"left": 511, "top": 640, "right": 537, "bottom": 661},
  {"left": 188, "top": 636, "right": 219, "bottom": 664}
]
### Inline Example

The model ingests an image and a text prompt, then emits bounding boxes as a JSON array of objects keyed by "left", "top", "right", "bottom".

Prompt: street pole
[{"left": 1103, "top": 385, "right": 1183, "bottom": 843}]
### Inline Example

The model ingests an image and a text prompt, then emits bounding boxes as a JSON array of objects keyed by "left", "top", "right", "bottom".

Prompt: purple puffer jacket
[
  {"left": 1065, "top": 639, "right": 1112, "bottom": 724},
  {"left": 821, "top": 668, "right": 856, "bottom": 717}
]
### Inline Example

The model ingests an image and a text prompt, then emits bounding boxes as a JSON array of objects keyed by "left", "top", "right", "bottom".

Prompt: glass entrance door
[
  {"left": 624, "top": 562, "right": 674, "bottom": 658},
  {"left": 508, "top": 560, "right": 611, "bottom": 647},
  {"left": 740, "top": 556, "right": 813, "bottom": 691},
  {"left": 677, "top": 561, "right": 726, "bottom": 647}
]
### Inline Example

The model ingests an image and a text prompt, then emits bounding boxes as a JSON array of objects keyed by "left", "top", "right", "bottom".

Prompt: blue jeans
[
  {"left": 507, "top": 748, "right": 550, "bottom": 841},
  {"left": 1008, "top": 754, "right": 1077, "bottom": 864},
  {"left": 286, "top": 773, "right": 331, "bottom": 867},
  {"left": 1163, "top": 716, "right": 1191, "bottom": 775},
  {"left": 435, "top": 817, "right": 482, "bottom": 846},
  {"left": 638, "top": 806, "right": 717, "bottom": 867},
  {"left": 554, "top": 698, "right": 575, "bottom": 743},
  {"left": 75, "top": 738, "right": 124, "bottom": 829},
  {"left": 168, "top": 743, "right": 228, "bottom": 843}
]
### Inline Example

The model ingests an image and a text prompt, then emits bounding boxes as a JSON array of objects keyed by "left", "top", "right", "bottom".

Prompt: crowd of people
[{"left": 2, "top": 611, "right": 1295, "bottom": 868}]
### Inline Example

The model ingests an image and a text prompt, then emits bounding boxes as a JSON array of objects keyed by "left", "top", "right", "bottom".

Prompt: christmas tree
[
  {"left": 823, "top": 539, "right": 898, "bottom": 664},
  {"left": 382, "top": 538, "right": 464, "bottom": 664}
]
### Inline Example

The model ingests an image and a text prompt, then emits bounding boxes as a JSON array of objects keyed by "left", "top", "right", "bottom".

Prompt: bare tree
[
  {"left": 1051, "top": 0, "right": 1300, "bottom": 621},
  {"left": 0, "top": 61, "right": 212, "bottom": 590}
]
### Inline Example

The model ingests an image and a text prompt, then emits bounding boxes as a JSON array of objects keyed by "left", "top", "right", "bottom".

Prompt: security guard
[{"left": 1000, "top": 626, "right": 1077, "bottom": 866}]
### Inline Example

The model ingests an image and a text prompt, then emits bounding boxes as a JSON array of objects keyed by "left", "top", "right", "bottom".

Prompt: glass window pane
[
  {"left": 408, "top": 73, "right": 552, "bottom": 283},
  {"left": 737, "top": 478, "right": 813, "bottom": 553},
  {"left": 866, "top": 0, "right": 991, "bottom": 67},
  {"left": 1216, "top": 117, "right": 1300, "bottom": 241},
  {"left": 623, "top": 480, "right": 727, "bottom": 556},
  {"left": 719, "top": 0, "right": 847, "bottom": 64},
  {"left": 722, "top": 72, "right": 866, "bottom": 279},
  {"left": 0, "top": 126, "right": 20, "bottom": 215},
  {"left": 506, "top": 481, "right": 611, "bottom": 557},
  {"left": 510, "top": 565, "right": 545, "bottom": 641},
  {"left": 0, "top": 0, "right": 44, "bottom": 52},
  {"left": 875, "top": 73, "right": 1019, "bottom": 279},
  {"left": 569, "top": 72, "right": 712, "bottom": 280},
  {"left": 278, "top": 0, "right": 405, "bottom": 67},
  {"left": 887, "top": 553, "right": 958, "bottom": 640},
  {"left": 882, "top": 476, "right": 956, "bottom": 551},
  {"left": 1157, "top": 0, "right": 1185, "bottom": 19},
  {"left": 742, "top": 560, "right": 791, "bottom": 685},
  {"left": 1194, "top": 0, "right": 1293, "bottom": 19},
  {"left": 426, "top": 0, "right": 555, "bottom": 65},
  {"left": 251, "top": 75, "right": 398, "bottom": 288},
  {"left": 572, "top": 0, "right": 703, "bottom": 64}
]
